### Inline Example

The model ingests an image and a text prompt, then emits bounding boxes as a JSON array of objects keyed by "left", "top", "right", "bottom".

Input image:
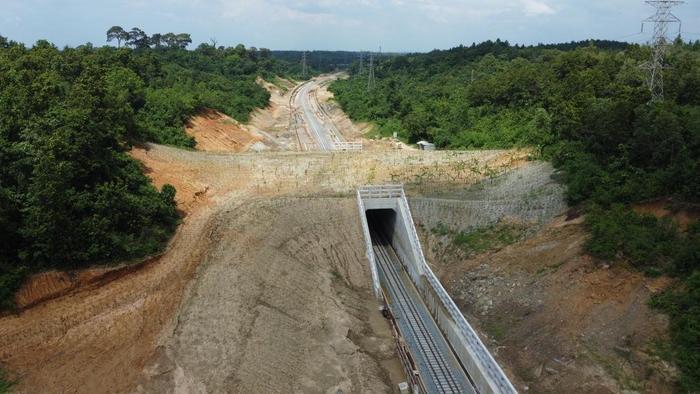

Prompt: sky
[{"left": 2, "top": 0, "right": 699, "bottom": 52}]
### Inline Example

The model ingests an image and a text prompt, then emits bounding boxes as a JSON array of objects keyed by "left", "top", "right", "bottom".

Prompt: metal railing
[
  {"left": 357, "top": 189, "right": 382, "bottom": 299},
  {"left": 333, "top": 141, "right": 363, "bottom": 152},
  {"left": 358, "top": 184, "right": 403, "bottom": 199},
  {"left": 397, "top": 189, "right": 517, "bottom": 394}
]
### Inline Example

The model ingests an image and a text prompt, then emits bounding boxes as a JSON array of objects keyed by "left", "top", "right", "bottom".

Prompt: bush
[
  {"left": 586, "top": 205, "right": 678, "bottom": 275},
  {"left": 0, "top": 40, "right": 181, "bottom": 309},
  {"left": 651, "top": 272, "right": 700, "bottom": 392},
  {"left": 136, "top": 87, "right": 197, "bottom": 147},
  {"left": 0, "top": 267, "right": 26, "bottom": 310},
  {"left": 453, "top": 222, "right": 527, "bottom": 255},
  {"left": 0, "top": 367, "right": 14, "bottom": 393}
]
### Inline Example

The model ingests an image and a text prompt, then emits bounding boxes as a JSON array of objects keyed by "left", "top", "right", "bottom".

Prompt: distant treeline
[
  {"left": 106, "top": 26, "right": 193, "bottom": 49},
  {"left": 271, "top": 50, "right": 394, "bottom": 73},
  {"left": 271, "top": 41, "right": 628, "bottom": 73}
]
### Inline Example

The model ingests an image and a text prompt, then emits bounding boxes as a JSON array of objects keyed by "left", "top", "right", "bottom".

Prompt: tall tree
[
  {"left": 127, "top": 27, "right": 149, "bottom": 49},
  {"left": 150, "top": 33, "right": 163, "bottom": 49},
  {"left": 106, "top": 26, "right": 128, "bottom": 48},
  {"left": 161, "top": 33, "right": 176, "bottom": 48},
  {"left": 174, "top": 33, "right": 192, "bottom": 49}
]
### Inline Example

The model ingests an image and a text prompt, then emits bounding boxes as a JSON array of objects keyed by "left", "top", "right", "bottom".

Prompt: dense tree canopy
[
  {"left": 105, "top": 27, "right": 192, "bottom": 50},
  {"left": 0, "top": 32, "right": 301, "bottom": 310},
  {"left": 0, "top": 39, "right": 179, "bottom": 308}
]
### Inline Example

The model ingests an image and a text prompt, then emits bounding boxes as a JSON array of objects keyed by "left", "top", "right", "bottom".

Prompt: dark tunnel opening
[{"left": 366, "top": 209, "right": 397, "bottom": 246}]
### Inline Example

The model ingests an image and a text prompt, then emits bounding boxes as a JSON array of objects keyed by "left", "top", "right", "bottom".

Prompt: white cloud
[
  {"left": 521, "top": 0, "right": 556, "bottom": 16},
  {"left": 6, "top": 0, "right": 699, "bottom": 51},
  {"left": 217, "top": 0, "right": 361, "bottom": 26}
]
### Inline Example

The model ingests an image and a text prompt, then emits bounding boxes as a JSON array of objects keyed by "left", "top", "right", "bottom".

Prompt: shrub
[
  {"left": 651, "top": 272, "right": 700, "bottom": 392},
  {"left": 586, "top": 205, "right": 678, "bottom": 275},
  {"left": 0, "top": 367, "right": 14, "bottom": 393}
]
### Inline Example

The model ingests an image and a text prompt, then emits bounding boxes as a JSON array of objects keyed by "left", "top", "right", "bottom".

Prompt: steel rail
[
  {"left": 397, "top": 191, "right": 517, "bottom": 394},
  {"left": 371, "top": 228, "right": 474, "bottom": 394}
]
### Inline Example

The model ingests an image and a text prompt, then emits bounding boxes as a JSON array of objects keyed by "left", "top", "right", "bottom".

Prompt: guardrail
[
  {"left": 358, "top": 184, "right": 403, "bottom": 199},
  {"left": 333, "top": 141, "right": 363, "bottom": 152},
  {"left": 357, "top": 189, "right": 383, "bottom": 299},
  {"left": 397, "top": 189, "right": 517, "bottom": 394}
]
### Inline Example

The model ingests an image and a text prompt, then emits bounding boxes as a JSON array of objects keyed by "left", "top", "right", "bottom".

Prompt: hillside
[
  {"left": 1, "top": 24, "right": 699, "bottom": 393},
  {"left": 331, "top": 39, "right": 700, "bottom": 390},
  {"left": 0, "top": 33, "right": 300, "bottom": 311}
]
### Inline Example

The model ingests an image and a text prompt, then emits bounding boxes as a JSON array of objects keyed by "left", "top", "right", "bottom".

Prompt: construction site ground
[
  {"left": 413, "top": 168, "right": 678, "bottom": 394},
  {"left": 0, "top": 76, "right": 678, "bottom": 393}
]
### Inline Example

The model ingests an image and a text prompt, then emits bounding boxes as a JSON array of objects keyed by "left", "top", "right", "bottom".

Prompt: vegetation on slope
[
  {"left": 0, "top": 37, "right": 179, "bottom": 310},
  {"left": 0, "top": 29, "right": 299, "bottom": 311},
  {"left": 331, "top": 38, "right": 700, "bottom": 391},
  {"left": 0, "top": 367, "right": 13, "bottom": 393}
]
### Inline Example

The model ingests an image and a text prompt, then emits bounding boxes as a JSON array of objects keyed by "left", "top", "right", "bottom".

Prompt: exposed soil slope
[
  {"left": 245, "top": 77, "right": 299, "bottom": 151},
  {"left": 185, "top": 109, "right": 264, "bottom": 153},
  {"left": 0, "top": 144, "right": 522, "bottom": 393},
  {"left": 412, "top": 165, "right": 676, "bottom": 393},
  {"left": 185, "top": 77, "right": 299, "bottom": 153},
  {"left": 136, "top": 198, "right": 399, "bottom": 393}
]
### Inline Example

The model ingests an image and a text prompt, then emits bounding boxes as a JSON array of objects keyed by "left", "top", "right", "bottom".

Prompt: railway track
[
  {"left": 289, "top": 76, "right": 362, "bottom": 152},
  {"left": 370, "top": 228, "right": 476, "bottom": 394}
]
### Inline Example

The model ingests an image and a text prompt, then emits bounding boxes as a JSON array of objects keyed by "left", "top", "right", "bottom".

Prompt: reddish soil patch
[
  {"left": 185, "top": 109, "right": 262, "bottom": 152},
  {"left": 633, "top": 198, "right": 700, "bottom": 230},
  {"left": 421, "top": 216, "right": 678, "bottom": 393}
]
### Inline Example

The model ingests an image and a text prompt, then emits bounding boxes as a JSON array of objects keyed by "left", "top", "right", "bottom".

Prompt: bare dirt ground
[
  {"left": 185, "top": 109, "right": 265, "bottom": 153},
  {"left": 185, "top": 77, "right": 299, "bottom": 152},
  {"left": 0, "top": 136, "right": 524, "bottom": 393},
  {"left": 413, "top": 164, "right": 677, "bottom": 393},
  {"left": 245, "top": 77, "right": 300, "bottom": 151},
  {"left": 135, "top": 198, "right": 400, "bottom": 393}
]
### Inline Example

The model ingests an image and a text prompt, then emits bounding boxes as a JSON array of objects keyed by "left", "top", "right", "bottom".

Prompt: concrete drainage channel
[{"left": 357, "top": 185, "right": 517, "bottom": 394}]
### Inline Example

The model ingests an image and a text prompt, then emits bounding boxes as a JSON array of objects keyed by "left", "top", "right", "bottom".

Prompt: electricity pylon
[
  {"left": 367, "top": 52, "right": 375, "bottom": 91},
  {"left": 641, "top": 1, "right": 684, "bottom": 102},
  {"left": 359, "top": 52, "right": 364, "bottom": 74},
  {"left": 302, "top": 51, "right": 308, "bottom": 79}
]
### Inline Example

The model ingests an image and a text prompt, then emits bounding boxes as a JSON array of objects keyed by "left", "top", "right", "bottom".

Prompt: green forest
[
  {"left": 330, "top": 39, "right": 700, "bottom": 391},
  {"left": 0, "top": 28, "right": 299, "bottom": 313}
]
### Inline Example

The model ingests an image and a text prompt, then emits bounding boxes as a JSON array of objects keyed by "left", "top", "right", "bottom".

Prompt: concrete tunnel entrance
[{"left": 365, "top": 209, "right": 397, "bottom": 246}]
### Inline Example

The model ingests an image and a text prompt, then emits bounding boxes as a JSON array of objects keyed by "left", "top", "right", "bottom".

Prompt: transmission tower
[
  {"left": 641, "top": 1, "right": 684, "bottom": 102},
  {"left": 359, "top": 52, "right": 364, "bottom": 74},
  {"left": 302, "top": 51, "right": 308, "bottom": 79},
  {"left": 367, "top": 52, "right": 376, "bottom": 90}
]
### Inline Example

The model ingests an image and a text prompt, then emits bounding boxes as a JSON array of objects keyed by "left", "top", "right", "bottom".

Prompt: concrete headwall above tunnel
[{"left": 357, "top": 185, "right": 517, "bottom": 394}]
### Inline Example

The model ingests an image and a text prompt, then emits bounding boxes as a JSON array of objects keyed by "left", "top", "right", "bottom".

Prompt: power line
[
  {"left": 612, "top": 32, "right": 644, "bottom": 41},
  {"left": 302, "top": 50, "right": 308, "bottom": 79},
  {"left": 359, "top": 51, "right": 364, "bottom": 74},
  {"left": 367, "top": 51, "right": 375, "bottom": 91},
  {"left": 640, "top": 1, "right": 684, "bottom": 102}
]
